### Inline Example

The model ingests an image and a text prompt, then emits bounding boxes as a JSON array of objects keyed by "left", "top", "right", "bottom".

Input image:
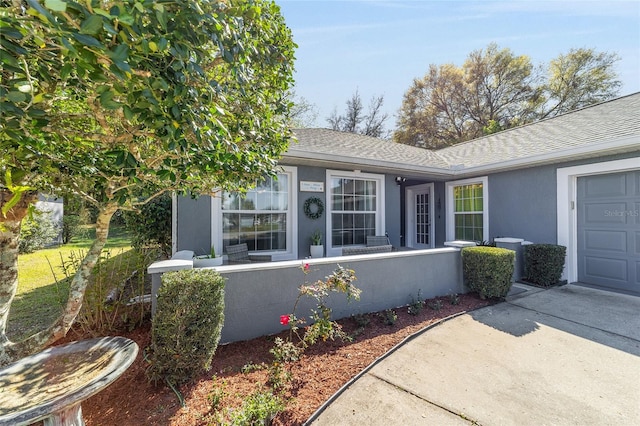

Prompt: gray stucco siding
[
  {"left": 487, "top": 151, "right": 640, "bottom": 245},
  {"left": 489, "top": 165, "right": 558, "bottom": 244},
  {"left": 296, "top": 165, "right": 328, "bottom": 257}
]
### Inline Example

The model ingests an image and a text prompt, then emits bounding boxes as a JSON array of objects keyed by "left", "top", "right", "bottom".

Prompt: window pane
[
  {"left": 330, "top": 177, "right": 379, "bottom": 247},
  {"left": 331, "top": 195, "right": 342, "bottom": 210},
  {"left": 222, "top": 172, "right": 289, "bottom": 253}
]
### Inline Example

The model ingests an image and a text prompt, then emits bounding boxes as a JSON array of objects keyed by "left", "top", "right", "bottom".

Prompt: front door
[{"left": 406, "top": 184, "right": 434, "bottom": 249}]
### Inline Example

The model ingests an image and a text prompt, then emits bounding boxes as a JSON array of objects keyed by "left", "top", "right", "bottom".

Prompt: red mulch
[{"left": 57, "top": 293, "right": 490, "bottom": 425}]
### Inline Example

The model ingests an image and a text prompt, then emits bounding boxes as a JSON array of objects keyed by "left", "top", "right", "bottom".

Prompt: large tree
[
  {"left": 394, "top": 44, "right": 620, "bottom": 148},
  {"left": 0, "top": 0, "right": 295, "bottom": 364},
  {"left": 327, "top": 90, "right": 389, "bottom": 138}
]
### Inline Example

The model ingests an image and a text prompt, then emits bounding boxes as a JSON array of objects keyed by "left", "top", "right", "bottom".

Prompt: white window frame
[
  {"left": 446, "top": 176, "right": 489, "bottom": 242},
  {"left": 325, "top": 170, "right": 386, "bottom": 257},
  {"left": 211, "top": 166, "right": 298, "bottom": 261}
]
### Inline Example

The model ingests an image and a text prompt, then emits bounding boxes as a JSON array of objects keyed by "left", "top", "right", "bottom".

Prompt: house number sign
[{"left": 300, "top": 181, "right": 324, "bottom": 192}]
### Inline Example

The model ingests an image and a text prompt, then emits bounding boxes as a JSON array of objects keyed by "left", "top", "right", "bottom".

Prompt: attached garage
[{"left": 577, "top": 171, "right": 640, "bottom": 295}]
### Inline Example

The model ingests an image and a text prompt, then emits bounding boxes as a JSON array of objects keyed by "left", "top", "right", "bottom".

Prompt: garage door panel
[
  {"left": 585, "top": 202, "right": 627, "bottom": 224},
  {"left": 584, "top": 256, "right": 627, "bottom": 281},
  {"left": 584, "top": 230, "right": 627, "bottom": 252},
  {"left": 577, "top": 170, "right": 639, "bottom": 295},
  {"left": 585, "top": 174, "right": 627, "bottom": 197}
]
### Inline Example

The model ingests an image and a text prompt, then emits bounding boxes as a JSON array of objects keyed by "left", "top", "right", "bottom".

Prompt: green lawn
[{"left": 8, "top": 226, "right": 133, "bottom": 340}]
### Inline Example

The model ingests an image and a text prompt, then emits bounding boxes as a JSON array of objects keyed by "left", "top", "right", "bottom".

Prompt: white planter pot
[
  {"left": 193, "top": 256, "right": 223, "bottom": 268},
  {"left": 310, "top": 245, "right": 324, "bottom": 258}
]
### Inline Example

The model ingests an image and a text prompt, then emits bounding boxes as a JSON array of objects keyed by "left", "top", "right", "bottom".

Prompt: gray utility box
[{"left": 495, "top": 238, "right": 531, "bottom": 282}]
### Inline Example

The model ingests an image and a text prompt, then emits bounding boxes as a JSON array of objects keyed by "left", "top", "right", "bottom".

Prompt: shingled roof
[{"left": 284, "top": 92, "right": 640, "bottom": 178}]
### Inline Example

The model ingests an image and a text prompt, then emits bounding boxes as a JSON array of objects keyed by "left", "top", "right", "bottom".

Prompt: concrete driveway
[{"left": 307, "top": 284, "right": 640, "bottom": 425}]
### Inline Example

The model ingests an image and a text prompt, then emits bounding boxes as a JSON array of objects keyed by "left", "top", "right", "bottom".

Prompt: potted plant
[
  {"left": 310, "top": 230, "right": 323, "bottom": 258},
  {"left": 193, "top": 245, "right": 223, "bottom": 267}
]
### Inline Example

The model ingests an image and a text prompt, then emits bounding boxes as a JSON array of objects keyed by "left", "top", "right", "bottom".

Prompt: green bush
[
  {"left": 61, "top": 214, "right": 82, "bottom": 243},
  {"left": 462, "top": 246, "right": 515, "bottom": 299},
  {"left": 147, "top": 269, "right": 226, "bottom": 386},
  {"left": 124, "top": 193, "right": 172, "bottom": 258},
  {"left": 524, "top": 244, "right": 566, "bottom": 287},
  {"left": 19, "top": 209, "right": 60, "bottom": 253}
]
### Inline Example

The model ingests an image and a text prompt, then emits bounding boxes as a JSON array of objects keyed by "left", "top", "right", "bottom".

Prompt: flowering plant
[{"left": 268, "top": 263, "right": 360, "bottom": 391}]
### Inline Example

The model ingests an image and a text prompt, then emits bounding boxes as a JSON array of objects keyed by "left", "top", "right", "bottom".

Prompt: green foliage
[
  {"left": 61, "top": 214, "right": 83, "bottom": 244},
  {"left": 207, "top": 376, "right": 228, "bottom": 412},
  {"left": 462, "top": 246, "right": 515, "bottom": 299},
  {"left": 76, "top": 249, "right": 154, "bottom": 335},
  {"left": 427, "top": 299, "right": 443, "bottom": 311},
  {"left": 290, "top": 265, "right": 360, "bottom": 346},
  {"left": 407, "top": 290, "right": 424, "bottom": 316},
  {"left": 147, "top": 269, "right": 226, "bottom": 387},
  {"left": 449, "top": 293, "right": 460, "bottom": 305},
  {"left": 524, "top": 244, "right": 566, "bottom": 287},
  {"left": 394, "top": 43, "right": 620, "bottom": 148},
  {"left": 18, "top": 208, "right": 60, "bottom": 253},
  {"left": 382, "top": 309, "right": 397, "bottom": 326},
  {"left": 228, "top": 389, "right": 285, "bottom": 426},
  {"left": 310, "top": 230, "right": 322, "bottom": 245},
  {"left": 123, "top": 193, "right": 172, "bottom": 258}
]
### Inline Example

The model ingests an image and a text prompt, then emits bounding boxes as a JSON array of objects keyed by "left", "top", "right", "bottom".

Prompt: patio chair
[{"left": 225, "top": 243, "right": 272, "bottom": 264}]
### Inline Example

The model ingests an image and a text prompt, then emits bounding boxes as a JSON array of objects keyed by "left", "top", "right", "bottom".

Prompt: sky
[{"left": 278, "top": 0, "right": 640, "bottom": 130}]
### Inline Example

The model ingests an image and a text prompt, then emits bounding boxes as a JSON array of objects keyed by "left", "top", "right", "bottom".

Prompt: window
[
  {"left": 446, "top": 177, "right": 488, "bottom": 242},
  {"left": 327, "top": 170, "right": 385, "bottom": 256},
  {"left": 216, "top": 167, "right": 297, "bottom": 259}
]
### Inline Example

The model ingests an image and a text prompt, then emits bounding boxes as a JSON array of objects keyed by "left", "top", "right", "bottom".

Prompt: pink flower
[
  {"left": 280, "top": 314, "right": 290, "bottom": 326},
  {"left": 304, "top": 263, "right": 310, "bottom": 271}
]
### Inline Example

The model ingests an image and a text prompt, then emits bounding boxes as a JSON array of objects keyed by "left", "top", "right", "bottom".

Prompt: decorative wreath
[{"left": 303, "top": 196, "right": 324, "bottom": 220}]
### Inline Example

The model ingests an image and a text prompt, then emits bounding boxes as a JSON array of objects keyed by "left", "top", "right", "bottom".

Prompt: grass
[{"left": 8, "top": 225, "right": 134, "bottom": 340}]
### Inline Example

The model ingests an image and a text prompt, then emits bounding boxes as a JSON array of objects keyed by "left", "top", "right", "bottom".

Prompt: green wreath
[{"left": 304, "top": 196, "right": 324, "bottom": 220}]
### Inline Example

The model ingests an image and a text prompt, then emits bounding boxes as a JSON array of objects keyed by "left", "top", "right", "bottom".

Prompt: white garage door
[{"left": 577, "top": 170, "right": 640, "bottom": 295}]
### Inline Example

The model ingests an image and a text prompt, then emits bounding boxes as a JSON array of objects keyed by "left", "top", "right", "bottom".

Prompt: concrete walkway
[{"left": 307, "top": 284, "right": 640, "bottom": 425}]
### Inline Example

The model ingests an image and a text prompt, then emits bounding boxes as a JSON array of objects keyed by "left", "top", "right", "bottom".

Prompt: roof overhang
[{"left": 283, "top": 134, "right": 639, "bottom": 180}]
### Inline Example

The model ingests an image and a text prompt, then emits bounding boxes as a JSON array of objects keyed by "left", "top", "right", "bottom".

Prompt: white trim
[
  {"left": 445, "top": 176, "right": 489, "bottom": 242},
  {"left": 405, "top": 183, "right": 435, "bottom": 249},
  {"left": 325, "top": 169, "right": 386, "bottom": 257},
  {"left": 556, "top": 157, "right": 640, "bottom": 283},
  {"left": 211, "top": 166, "right": 298, "bottom": 261},
  {"left": 171, "top": 192, "right": 178, "bottom": 255}
]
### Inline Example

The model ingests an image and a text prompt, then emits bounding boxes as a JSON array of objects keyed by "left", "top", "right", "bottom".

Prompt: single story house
[{"left": 174, "top": 92, "right": 640, "bottom": 296}]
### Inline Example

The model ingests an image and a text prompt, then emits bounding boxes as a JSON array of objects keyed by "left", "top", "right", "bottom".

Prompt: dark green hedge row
[
  {"left": 462, "top": 246, "right": 515, "bottom": 299},
  {"left": 147, "top": 269, "right": 226, "bottom": 387},
  {"left": 524, "top": 244, "right": 566, "bottom": 287}
]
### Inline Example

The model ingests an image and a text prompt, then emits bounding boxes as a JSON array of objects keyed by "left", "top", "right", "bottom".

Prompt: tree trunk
[
  {"left": 0, "top": 203, "right": 118, "bottom": 365},
  {"left": 0, "top": 190, "right": 38, "bottom": 365}
]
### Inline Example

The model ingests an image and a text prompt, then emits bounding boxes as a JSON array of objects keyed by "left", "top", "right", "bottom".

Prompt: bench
[{"left": 341, "top": 245, "right": 393, "bottom": 256}]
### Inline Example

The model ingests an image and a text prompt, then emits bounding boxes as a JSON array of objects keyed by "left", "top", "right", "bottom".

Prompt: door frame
[
  {"left": 405, "top": 183, "right": 435, "bottom": 249},
  {"left": 557, "top": 157, "right": 639, "bottom": 284}
]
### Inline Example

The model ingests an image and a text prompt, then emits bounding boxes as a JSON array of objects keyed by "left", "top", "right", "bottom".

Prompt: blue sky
[{"left": 278, "top": 0, "right": 640, "bottom": 129}]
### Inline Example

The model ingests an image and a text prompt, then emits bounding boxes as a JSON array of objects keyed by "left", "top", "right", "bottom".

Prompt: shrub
[
  {"left": 19, "top": 208, "right": 60, "bottom": 253},
  {"left": 524, "top": 244, "right": 566, "bottom": 287},
  {"left": 462, "top": 246, "right": 515, "bottom": 299},
  {"left": 124, "top": 193, "right": 172, "bottom": 258},
  {"left": 61, "top": 214, "right": 83, "bottom": 243},
  {"left": 229, "top": 389, "right": 285, "bottom": 425},
  {"left": 147, "top": 269, "right": 225, "bottom": 387}
]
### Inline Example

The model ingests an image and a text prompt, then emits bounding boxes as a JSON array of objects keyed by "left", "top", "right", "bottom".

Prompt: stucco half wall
[{"left": 215, "top": 248, "right": 465, "bottom": 343}]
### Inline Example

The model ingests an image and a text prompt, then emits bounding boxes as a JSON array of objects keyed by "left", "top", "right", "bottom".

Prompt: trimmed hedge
[
  {"left": 147, "top": 269, "right": 225, "bottom": 386},
  {"left": 524, "top": 244, "right": 566, "bottom": 287},
  {"left": 462, "top": 246, "right": 515, "bottom": 299}
]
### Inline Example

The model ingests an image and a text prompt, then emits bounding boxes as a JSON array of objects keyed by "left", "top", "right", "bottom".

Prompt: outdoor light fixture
[{"left": 395, "top": 176, "right": 406, "bottom": 185}]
